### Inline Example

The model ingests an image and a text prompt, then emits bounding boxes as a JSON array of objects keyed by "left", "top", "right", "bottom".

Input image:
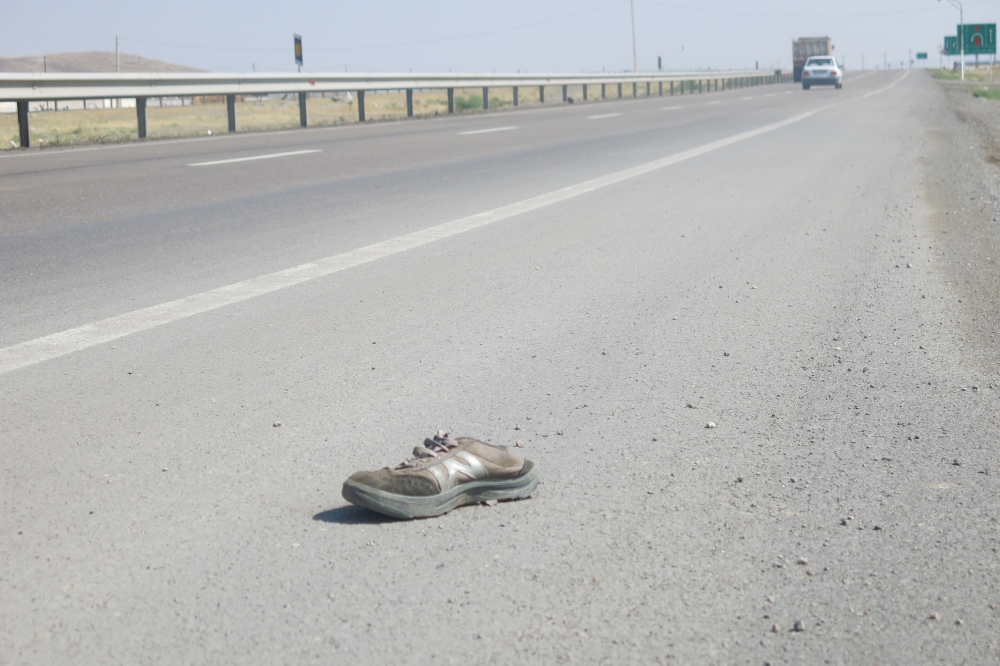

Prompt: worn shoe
[{"left": 342, "top": 430, "right": 538, "bottom": 519}]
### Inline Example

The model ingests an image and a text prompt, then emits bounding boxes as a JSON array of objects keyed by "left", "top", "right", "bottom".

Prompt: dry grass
[
  {"left": 932, "top": 65, "right": 999, "bottom": 82},
  {"left": 0, "top": 81, "right": 685, "bottom": 150}
]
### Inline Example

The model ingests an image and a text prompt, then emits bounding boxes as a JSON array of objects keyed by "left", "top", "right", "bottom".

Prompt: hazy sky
[{"left": 1, "top": 0, "right": 997, "bottom": 73}]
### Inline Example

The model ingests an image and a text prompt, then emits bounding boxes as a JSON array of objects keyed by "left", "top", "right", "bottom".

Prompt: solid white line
[
  {"left": 587, "top": 113, "right": 623, "bottom": 120},
  {"left": 661, "top": 105, "right": 682, "bottom": 110},
  {"left": 188, "top": 149, "right": 321, "bottom": 167},
  {"left": 1, "top": 108, "right": 829, "bottom": 374},
  {"left": 705, "top": 101, "right": 721, "bottom": 106},
  {"left": 458, "top": 126, "right": 518, "bottom": 135}
]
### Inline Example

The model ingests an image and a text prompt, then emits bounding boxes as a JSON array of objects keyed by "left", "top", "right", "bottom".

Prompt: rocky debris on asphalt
[{"left": 706, "top": 422, "right": 717, "bottom": 429}]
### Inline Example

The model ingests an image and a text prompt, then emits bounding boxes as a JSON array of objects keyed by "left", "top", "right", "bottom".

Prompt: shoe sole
[{"left": 342, "top": 460, "right": 538, "bottom": 519}]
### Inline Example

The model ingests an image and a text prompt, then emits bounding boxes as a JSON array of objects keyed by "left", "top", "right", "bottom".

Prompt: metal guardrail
[{"left": 1, "top": 70, "right": 792, "bottom": 148}]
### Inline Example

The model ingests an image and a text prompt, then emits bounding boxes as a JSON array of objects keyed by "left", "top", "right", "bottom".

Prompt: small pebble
[
  {"left": 953, "top": 458, "right": 961, "bottom": 466},
  {"left": 706, "top": 422, "right": 717, "bottom": 429},
  {"left": 797, "top": 557, "right": 808, "bottom": 565},
  {"left": 483, "top": 499, "right": 497, "bottom": 507},
  {"left": 771, "top": 623, "right": 781, "bottom": 633},
  {"left": 792, "top": 620, "right": 804, "bottom": 632},
  {"left": 907, "top": 262, "right": 913, "bottom": 268},
  {"left": 929, "top": 612, "right": 940, "bottom": 620},
  {"left": 955, "top": 619, "right": 963, "bottom": 626},
  {"left": 273, "top": 422, "right": 281, "bottom": 427},
  {"left": 515, "top": 441, "right": 523, "bottom": 447}
]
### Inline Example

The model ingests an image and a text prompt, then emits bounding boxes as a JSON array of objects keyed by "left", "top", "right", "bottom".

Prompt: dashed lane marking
[
  {"left": 458, "top": 126, "right": 518, "bottom": 135},
  {"left": 187, "top": 149, "right": 321, "bottom": 167}
]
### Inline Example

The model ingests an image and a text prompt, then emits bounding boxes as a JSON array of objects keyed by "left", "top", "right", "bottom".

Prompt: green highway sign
[
  {"left": 916, "top": 52, "right": 928, "bottom": 60},
  {"left": 944, "top": 36, "right": 960, "bottom": 56},
  {"left": 959, "top": 23, "right": 996, "bottom": 55}
]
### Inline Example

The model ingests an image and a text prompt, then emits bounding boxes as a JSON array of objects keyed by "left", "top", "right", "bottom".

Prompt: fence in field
[{"left": 0, "top": 69, "right": 791, "bottom": 148}]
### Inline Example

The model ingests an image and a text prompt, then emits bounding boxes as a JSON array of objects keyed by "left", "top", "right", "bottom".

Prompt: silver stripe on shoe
[{"left": 427, "top": 450, "right": 489, "bottom": 490}]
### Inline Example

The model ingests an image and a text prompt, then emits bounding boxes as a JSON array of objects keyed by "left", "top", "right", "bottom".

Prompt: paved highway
[{"left": 3, "top": 71, "right": 998, "bottom": 664}]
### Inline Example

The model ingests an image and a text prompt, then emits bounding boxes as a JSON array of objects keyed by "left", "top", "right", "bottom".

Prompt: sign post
[{"left": 294, "top": 34, "right": 303, "bottom": 72}]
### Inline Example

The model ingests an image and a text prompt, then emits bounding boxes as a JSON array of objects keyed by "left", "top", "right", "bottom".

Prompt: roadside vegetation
[
  {"left": 932, "top": 65, "right": 999, "bottom": 83},
  {"left": 972, "top": 86, "right": 1000, "bottom": 100}
]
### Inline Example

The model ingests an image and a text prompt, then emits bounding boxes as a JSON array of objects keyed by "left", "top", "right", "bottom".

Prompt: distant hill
[{"left": 0, "top": 52, "right": 204, "bottom": 73}]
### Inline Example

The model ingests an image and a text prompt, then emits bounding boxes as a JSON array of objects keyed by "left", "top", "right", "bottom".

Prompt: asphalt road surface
[{"left": 3, "top": 71, "right": 999, "bottom": 664}]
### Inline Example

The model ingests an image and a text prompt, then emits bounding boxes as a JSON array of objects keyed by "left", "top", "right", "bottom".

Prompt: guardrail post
[
  {"left": 645, "top": 82, "right": 650, "bottom": 96},
  {"left": 714, "top": 79, "right": 718, "bottom": 91},
  {"left": 483, "top": 87, "right": 489, "bottom": 110},
  {"left": 226, "top": 94, "right": 237, "bottom": 132},
  {"left": 447, "top": 88, "right": 454, "bottom": 113},
  {"left": 16, "top": 101, "right": 29, "bottom": 147},
  {"left": 659, "top": 81, "right": 663, "bottom": 96},
  {"left": 298, "top": 92, "right": 308, "bottom": 127},
  {"left": 617, "top": 82, "right": 622, "bottom": 98},
  {"left": 136, "top": 97, "right": 148, "bottom": 139},
  {"left": 406, "top": 89, "right": 414, "bottom": 117},
  {"left": 539, "top": 86, "right": 545, "bottom": 103},
  {"left": 670, "top": 81, "right": 674, "bottom": 95},
  {"left": 632, "top": 82, "right": 637, "bottom": 97},
  {"left": 513, "top": 86, "right": 518, "bottom": 107},
  {"left": 601, "top": 83, "right": 606, "bottom": 99},
  {"left": 358, "top": 90, "right": 365, "bottom": 122},
  {"left": 699, "top": 80, "right": 703, "bottom": 93},
  {"left": 562, "top": 85, "right": 568, "bottom": 102},
  {"left": 582, "top": 84, "right": 587, "bottom": 101}
]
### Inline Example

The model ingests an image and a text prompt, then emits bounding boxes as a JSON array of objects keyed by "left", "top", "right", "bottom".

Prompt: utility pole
[
  {"left": 630, "top": 0, "right": 637, "bottom": 72},
  {"left": 115, "top": 35, "right": 120, "bottom": 108},
  {"left": 941, "top": 0, "right": 964, "bottom": 80}
]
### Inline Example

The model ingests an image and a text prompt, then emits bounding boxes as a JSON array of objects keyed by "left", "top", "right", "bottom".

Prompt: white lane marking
[
  {"left": 587, "top": 113, "right": 622, "bottom": 120},
  {"left": 662, "top": 105, "right": 682, "bottom": 110},
  {"left": 785, "top": 91, "right": 794, "bottom": 94},
  {"left": 741, "top": 96, "right": 754, "bottom": 100},
  {"left": 188, "top": 149, "right": 321, "bottom": 167},
  {"left": 705, "top": 101, "right": 721, "bottom": 106},
  {"left": 0, "top": 108, "right": 827, "bottom": 374},
  {"left": 458, "top": 126, "right": 518, "bottom": 135},
  {"left": 765, "top": 93, "right": 776, "bottom": 97}
]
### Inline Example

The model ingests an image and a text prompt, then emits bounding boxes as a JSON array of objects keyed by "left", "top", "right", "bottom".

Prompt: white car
[{"left": 802, "top": 56, "right": 842, "bottom": 90}]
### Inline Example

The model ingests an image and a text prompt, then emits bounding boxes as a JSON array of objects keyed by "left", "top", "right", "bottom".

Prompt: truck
[{"left": 793, "top": 36, "right": 834, "bottom": 82}]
